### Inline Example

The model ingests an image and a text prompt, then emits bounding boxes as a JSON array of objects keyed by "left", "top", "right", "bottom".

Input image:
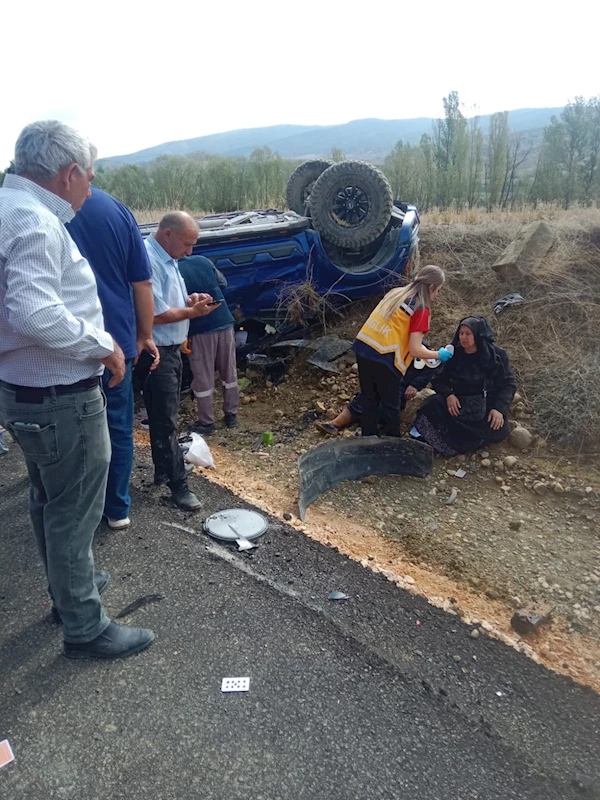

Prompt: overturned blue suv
[{"left": 138, "top": 159, "right": 419, "bottom": 331}]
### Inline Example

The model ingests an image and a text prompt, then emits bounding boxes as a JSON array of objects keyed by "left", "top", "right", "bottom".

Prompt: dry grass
[
  {"left": 421, "top": 204, "right": 599, "bottom": 226},
  {"left": 133, "top": 208, "right": 211, "bottom": 224},
  {"left": 419, "top": 209, "right": 600, "bottom": 448},
  {"left": 276, "top": 246, "right": 349, "bottom": 329}
]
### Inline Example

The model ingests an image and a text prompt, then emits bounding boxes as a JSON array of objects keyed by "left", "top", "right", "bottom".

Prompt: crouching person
[
  {"left": 179, "top": 255, "right": 239, "bottom": 435},
  {"left": 315, "top": 349, "right": 436, "bottom": 436}
]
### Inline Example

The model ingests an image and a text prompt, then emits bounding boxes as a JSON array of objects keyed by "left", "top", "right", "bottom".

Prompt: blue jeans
[
  {"left": 0, "top": 381, "right": 111, "bottom": 643},
  {"left": 102, "top": 359, "right": 134, "bottom": 520}
]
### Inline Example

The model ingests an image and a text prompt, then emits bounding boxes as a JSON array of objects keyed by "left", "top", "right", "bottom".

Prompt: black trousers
[
  {"left": 356, "top": 355, "right": 404, "bottom": 437},
  {"left": 137, "top": 346, "right": 188, "bottom": 492},
  {"left": 348, "top": 386, "right": 408, "bottom": 420}
]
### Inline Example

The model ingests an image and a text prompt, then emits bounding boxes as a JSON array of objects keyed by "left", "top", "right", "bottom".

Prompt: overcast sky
[{"left": 1, "top": 0, "right": 598, "bottom": 166}]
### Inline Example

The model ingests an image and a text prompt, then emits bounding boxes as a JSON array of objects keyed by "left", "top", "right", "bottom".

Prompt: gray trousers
[
  {"left": 189, "top": 328, "right": 239, "bottom": 425},
  {"left": 0, "top": 381, "right": 111, "bottom": 643}
]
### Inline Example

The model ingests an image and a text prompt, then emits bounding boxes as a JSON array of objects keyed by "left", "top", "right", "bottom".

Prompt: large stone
[
  {"left": 492, "top": 221, "right": 555, "bottom": 279},
  {"left": 509, "top": 426, "right": 533, "bottom": 450},
  {"left": 402, "top": 387, "right": 436, "bottom": 420}
]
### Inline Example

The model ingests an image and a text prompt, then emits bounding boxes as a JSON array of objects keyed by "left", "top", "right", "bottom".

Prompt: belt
[
  {"left": 0, "top": 377, "right": 100, "bottom": 404},
  {"left": 157, "top": 344, "right": 182, "bottom": 351}
]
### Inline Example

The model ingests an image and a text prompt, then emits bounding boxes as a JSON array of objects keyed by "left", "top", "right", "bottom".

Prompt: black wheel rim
[{"left": 332, "top": 185, "right": 370, "bottom": 226}]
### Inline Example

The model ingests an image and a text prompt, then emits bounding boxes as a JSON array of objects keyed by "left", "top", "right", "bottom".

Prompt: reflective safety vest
[{"left": 354, "top": 301, "right": 415, "bottom": 375}]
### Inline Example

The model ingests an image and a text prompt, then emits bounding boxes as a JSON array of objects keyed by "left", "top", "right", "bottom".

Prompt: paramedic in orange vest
[{"left": 352, "top": 265, "right": 452, "bottom": 437}]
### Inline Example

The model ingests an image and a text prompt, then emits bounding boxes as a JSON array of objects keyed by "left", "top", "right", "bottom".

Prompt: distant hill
[{"left": 100, "top": 108, "right": 562, "bottom": 167}]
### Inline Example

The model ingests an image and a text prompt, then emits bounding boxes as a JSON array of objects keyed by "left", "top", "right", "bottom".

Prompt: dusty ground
[{"left": 136, "top": 336, "right": 600, "bottom": 694}]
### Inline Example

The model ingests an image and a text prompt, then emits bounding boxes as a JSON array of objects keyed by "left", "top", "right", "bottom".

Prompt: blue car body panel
[{"left": 139, "top": 206, "right": 419, "bottom": 325}]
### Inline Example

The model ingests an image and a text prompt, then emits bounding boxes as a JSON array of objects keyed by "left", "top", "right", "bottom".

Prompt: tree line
[
  {"left": 382, "top": 92, "right": 600, "bottom": 210},
  {"left": 2, "top": 93, "right": 599, "bottom": 212}
]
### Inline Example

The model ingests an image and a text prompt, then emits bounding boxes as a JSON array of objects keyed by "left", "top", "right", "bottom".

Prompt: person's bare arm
[
  {"left": 154, "top": 294, "right": 215, "bottom": 325},
  {"left": 100, "top": 339, "right": 126, "bottom": 387},
  {"left": 409, "top": 332, "right": 442, "bottom": 360}
]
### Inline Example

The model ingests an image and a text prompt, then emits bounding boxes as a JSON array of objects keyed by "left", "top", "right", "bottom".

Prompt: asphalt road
[{"left": 0, "top": 444, "right": 598, "bottom": 799}]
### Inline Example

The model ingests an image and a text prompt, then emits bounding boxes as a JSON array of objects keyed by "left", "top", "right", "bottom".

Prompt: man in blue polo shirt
[{"left": 67, "top": 187, "right": 159, "bottom": 530}]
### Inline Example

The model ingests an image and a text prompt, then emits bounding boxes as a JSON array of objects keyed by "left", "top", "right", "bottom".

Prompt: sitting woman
[{"left": 413, "top": 317, "right": 516, "bottom": 456}]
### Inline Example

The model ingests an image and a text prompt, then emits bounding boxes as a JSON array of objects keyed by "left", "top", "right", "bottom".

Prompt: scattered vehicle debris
[
  {"left": 203, "top": 509, "right": 268, "bottom": 543},
  {"left": 269, "top": 334, "right": 353, "bottom": 374},
  {"left": 446, "top": 488, "right": 458, "bottom": 505},
  {"left": 510, "top": 607, "right": 555, "bottom": 636},
  {"left": 307, "top": 336, "right": 353, "bottom": 373},
  {"left": 493, "top": 293, "right": 525, "bottom": 314},
  {"left": 328, "top": 591, "right": 350, "bottom": 601},
  {"left": 245, "top": 353, "right": 288, "bottom": 383},
  {"left": 297, "top": 437, "right": 433, "bottom": 520},
  {"left": 236, "top": 538, "right": 257, "bottom": 552},
  {"left": 116, "top": 594, "right": 164, "bottom": 619}
]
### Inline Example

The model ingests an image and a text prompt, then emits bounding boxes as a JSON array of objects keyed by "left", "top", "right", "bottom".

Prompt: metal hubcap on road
[{"left": 332, "top": 185, "right": 370, "bottom": 227}]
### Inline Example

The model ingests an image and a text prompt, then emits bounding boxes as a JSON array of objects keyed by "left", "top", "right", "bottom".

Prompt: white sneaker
[{"left": 107, "top": 517, "right": 131, "bottom": 530}]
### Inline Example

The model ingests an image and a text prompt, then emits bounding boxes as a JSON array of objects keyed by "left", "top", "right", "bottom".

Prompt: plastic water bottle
[{"left": 0, "top": 430, "right": 8, "bottom": 454}]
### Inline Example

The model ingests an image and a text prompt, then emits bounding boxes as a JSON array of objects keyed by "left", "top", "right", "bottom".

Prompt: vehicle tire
[
  {"left": 309, "top": 161, "right": 393, "bottom": 249},
  {"left": 286, "top": 160, "right": 333, "bottom": 215}
]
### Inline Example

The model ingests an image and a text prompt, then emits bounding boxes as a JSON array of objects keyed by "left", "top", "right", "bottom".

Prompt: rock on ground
[
  {"left": 509, "top": 426, "right": 534, "bottom": 451},
  {"left": 492, "top": 220, "right": 555, "bottom": 279}
]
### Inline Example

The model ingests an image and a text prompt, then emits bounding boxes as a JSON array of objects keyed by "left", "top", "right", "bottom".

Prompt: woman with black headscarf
[{"left": 412, "top": 317, "right": 516, "bottom": 456}]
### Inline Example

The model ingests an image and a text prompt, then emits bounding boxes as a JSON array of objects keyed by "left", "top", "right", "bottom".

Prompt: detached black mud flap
[{"left": 297, "top": 437, "right": 433, "bottom": 520}]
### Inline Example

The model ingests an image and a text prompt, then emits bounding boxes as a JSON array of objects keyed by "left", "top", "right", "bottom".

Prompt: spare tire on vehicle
[
  {"left": 309, "top": 161, "right": 393, "bottom": 249},
  {"left": 286, "top": 159, "right": 333, "bottom": 215}
]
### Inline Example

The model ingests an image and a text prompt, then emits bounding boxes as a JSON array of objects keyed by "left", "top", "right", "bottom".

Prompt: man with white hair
[
  {"left": 138, "top": 211, "right": 215, "bottom": 511},
  {"left": 0, "top": 120, "right": 154, "bottom": 660}
]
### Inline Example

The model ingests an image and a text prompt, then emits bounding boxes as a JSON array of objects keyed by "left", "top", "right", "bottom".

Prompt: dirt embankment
[
  {"left": 136, "top": 208, "right": 600, "bottom": 692},
  {"left": 419, "top": 207, "right": 600, "bottom": 448}
]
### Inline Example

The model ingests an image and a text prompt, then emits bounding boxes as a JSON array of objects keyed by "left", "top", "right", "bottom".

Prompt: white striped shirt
[{"left": 0, "top": 175, "right": 113, "bottom": 387}]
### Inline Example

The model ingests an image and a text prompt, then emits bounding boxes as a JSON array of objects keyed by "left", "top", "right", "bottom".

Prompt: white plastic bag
[{"left": 182, "top": 432, "right": 215, "bottom": 469}]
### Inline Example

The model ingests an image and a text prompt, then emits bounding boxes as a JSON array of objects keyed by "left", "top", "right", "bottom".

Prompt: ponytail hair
[{"left": 376, "top": 265, "right": 445, "bottom": 319}]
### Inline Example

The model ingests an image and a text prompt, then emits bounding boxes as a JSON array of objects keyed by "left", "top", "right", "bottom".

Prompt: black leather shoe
[
  {"left": 50, "top": 570, "right": 111, "bottom": 625},
  {"left": 171, "top": 488, "right": 201, "bottom": 511},
  {"left": 223, "top": 413, "right": 237, "bottom": 429},
  {"left": 192, "top": 421, "right": 216, "bottom": 436},
  {"left": 64, "top": 621, "right": 154, "bottom": 660}
]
